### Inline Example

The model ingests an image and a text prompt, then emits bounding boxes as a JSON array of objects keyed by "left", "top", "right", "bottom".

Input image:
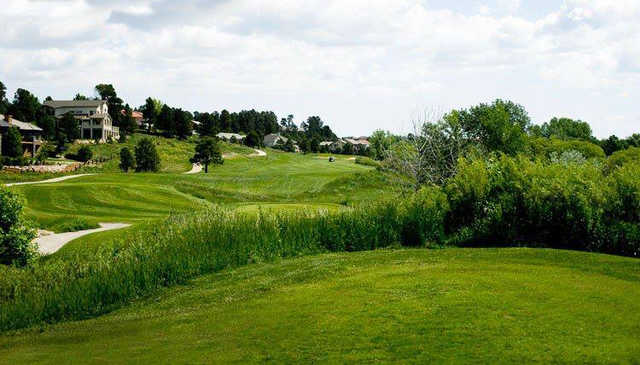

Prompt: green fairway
[
  {"left": 1, "top": 248, "right": 639, "bottom": 364},
  {"left": 5, "top": 145, "right": 385, "bottom": 246}
]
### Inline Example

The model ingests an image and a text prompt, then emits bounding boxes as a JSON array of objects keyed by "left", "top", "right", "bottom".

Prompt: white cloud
[{"left": 0, "top": 0, "right": 638, "bottom": 137}]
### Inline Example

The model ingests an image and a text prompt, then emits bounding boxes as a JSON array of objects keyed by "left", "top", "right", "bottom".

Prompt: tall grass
[{"left": 0, "top": 192, "right": 447, "bottom": 331}]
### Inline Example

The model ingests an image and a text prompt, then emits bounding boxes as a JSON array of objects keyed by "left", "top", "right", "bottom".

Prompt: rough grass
[{"left": 1, "top": 248, "right": 639, "bottom": 364}]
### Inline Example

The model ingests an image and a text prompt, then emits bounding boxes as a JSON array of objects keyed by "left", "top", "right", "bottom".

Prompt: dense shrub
[
  {"left": 529, "top": 137, "right": 605, "bottom": 160},
  {"left": 606, "top": 147, "right": 640, "bottom": 173},
  {"left": 445, "top": 154, "right": 638, "bottom": 256},
  {"left": 76, "top": 145, "right": 93, "bottom": 162},
  {"left": 0, "top": 187, "right": 37, "bottom": 267}
]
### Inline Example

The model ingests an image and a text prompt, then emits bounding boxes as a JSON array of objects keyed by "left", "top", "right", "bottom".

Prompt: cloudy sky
[{"left": 1, "top": 0, "right": 638, "bottom": 137}]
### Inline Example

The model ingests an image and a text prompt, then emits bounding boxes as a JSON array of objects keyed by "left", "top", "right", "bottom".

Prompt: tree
[
  {"left": 383, "top": 110, "right": 464, "bottom": 189},
  {"left": 119, "top": 147, "right": 134, "bottom": 172},
  {"left": 245, "top": 130, "right": 261, "bottom": 147},
  {"left": 120, "top": 104, "right": 138, "bottom": 137},
  {"left": 456, "top": 99, "right": 529, "bottom": 155},
  {"left": 174, "top": 108, "right": 193, "bottom": 139},
  {"left": 95, "top": 84, "right": 123, "bottom": 126},
  {"left": 539, "top": 117, "right": 593, "bottom": 141},
  {"left": 76, "top": 145, "right": 93, "bottom": 162},
  {"left": 58, "top": 112, "right": 80, "bottom": 142},
  {"left": 601, "top": 135, "right": 627, "bottom": 156},
  {"left": 0, "top": 187, "right": 37, "bottom": 267},
  {"left": 0, "top": 81, "right": 7, "bottom": 114},
  {"left": 310, "top": 137, "right": 320, "bottom": 153},
  {"left": 191, "top": 137, "right": 223, "bottom": 173},
  {"left": 369, "top": 130, "right": 396, "bottom": 160},
  {"left": 38, "top": 115, "right": 56, "bottom": 140},
  {"left": 73, "top": 93, "right": 89, "bottom": 101},
  {"left": 9, "top": 88, "right": 41, "bottom": 123},
  {"left": 3, "top": 127, "right": 23, "bottom": 158},
  {"left": 134, "top": 137, "right": 160, "bottom": 172},
  {"left": 142, "top": 97, "right": 163, "bottom": 132},
  {"left": 156, "top": 104, "right": 175, "bottom": 136}
]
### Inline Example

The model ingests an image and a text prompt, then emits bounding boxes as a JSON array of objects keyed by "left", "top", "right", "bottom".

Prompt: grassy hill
[{"left": 1, "top": 248, "right": 639, "bottom": 363}]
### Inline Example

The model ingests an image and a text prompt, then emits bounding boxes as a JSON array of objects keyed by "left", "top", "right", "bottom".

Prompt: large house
[
  {"left": 0, "top": 114, "right": 43, "bottom": 156},
  {"left": 44, "top": 99, "right": 119, "bottom": 141}
]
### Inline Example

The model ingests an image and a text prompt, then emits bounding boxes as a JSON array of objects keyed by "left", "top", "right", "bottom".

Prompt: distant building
[
  {"left": 320, "top": 139, "right": 346, "bottom": 152},
  {"left": 263, "top": 133, "right": 287, "bottom": 147},
  {"left": 0, "top": 114, "right": 43, "bottom": 156},
  {"left": 344, "top": 138, "right": 370, "bottom": 148},
  {"left": 216, "top": 132, "right": 245, "bottom": 142},
  {"left": 121, "top": 109, "right": 144, "bottom": 126},
  {"left": 44, "top": 100, "right": 119, "bottom": 141}
]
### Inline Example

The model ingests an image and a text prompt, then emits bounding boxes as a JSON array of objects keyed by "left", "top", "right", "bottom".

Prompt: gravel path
[
  {"left": 184, "top": 163, "right": 202, "bottom": 174},
  {"left": 4, "top": 174, "right": 96, "bottom": 187},
  {"left": 36, "top": 223, "right": 131, "bottom": 255}
]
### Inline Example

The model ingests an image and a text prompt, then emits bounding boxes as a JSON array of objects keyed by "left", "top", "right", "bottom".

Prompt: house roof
[
  {"left": 44, "top": 100, "right": 107, "bottom": 108},
  {"left": 216, "top": 132, "right": 246, "bottom": 139},
  {"left": 263, "top": 133, "right": 287, "bottom": 145},
  {"left": 344, "top": 138, "right": 370, "bottom": 146},
  {"left": 0, "top": 114, "right": 43, "bottom": 132},
  {"left": 120, "top": 110, "right": 144, "bottom": 119}
]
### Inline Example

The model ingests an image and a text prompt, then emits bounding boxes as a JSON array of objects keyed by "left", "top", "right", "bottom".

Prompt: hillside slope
[{"left": 1, "top": 248, "right": 639, "bottom": 364}]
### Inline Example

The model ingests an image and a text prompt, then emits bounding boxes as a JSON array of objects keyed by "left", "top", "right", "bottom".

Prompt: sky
[{"left": 0, "top": 0, "right": 638, "bottom": 138}]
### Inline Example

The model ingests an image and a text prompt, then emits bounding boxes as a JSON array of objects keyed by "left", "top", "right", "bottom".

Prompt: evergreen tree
[
  {"left": 134, "top": 138, "right": 160, "bottom": 172},
  {"left": 119, "top": 147, "right": 135, "bottom": 172},
  {"left": 3, "top": 127, "right": 23, "bottom": 158}
]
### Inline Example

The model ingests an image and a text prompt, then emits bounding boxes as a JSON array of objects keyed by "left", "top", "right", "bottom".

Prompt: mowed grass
[
  {"left": 9, "top": 148, "right": 380, "bottom": 234},
  {"left": 1, "top": 248, "right": 639, "bottom": 364}
]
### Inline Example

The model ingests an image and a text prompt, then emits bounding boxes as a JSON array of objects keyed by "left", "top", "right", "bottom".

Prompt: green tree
[
  {"left": 245, "top": 130, "right": 261, "bottom": 147},
  {"left": 457, "top": 99, "right": 530, "bottom": 155},
  {"left": 191, "top": 137, "right": 223, "bottom": 173},
  {"left": 76, "top": 145, "right": 93, "bottom": 162},
  {"left": 156, "top": 105, "right": 175, "bottom": 136},
  {"left": 58, "top": 112, "right": 80, "bottom": 142},
  {"left": 0, "top": 187, "right": 37, "bottom": 267},
  {"left": 369, "top": 130, "right": 396, "bottom": 160},
  {"left": 38, "top": 115, "right": 57, "bottom": 140},
  {"left": 95, "top": 84, "right": 124, "bottom": 126},
  {"left": 9, "top": 88, "right": 41, "bottom": 123},
  {"left": 0, "top": 81, "right": 7, "bottom": 114},
  {"left": 539, "top": 117, "right": 593, "bottom": 140},
  {"left": 73, "top": 93, "right": 89, "bottom": 101},
  {"left": 310, "top": 137, "right": 320, "bottom": 153},
  {"left": 174, "top": 108, "right": 193, "bottom": 139},
  {"left": 134, "top": 137, "right": 160, "bottom": 172},
  {"left": 3, "top": 127, "right": 23, "bottom": 158},
  {"left": 119, "top": 147, "right": 135, "bottom": 172},
  {"left": 120, "top": 104, "right": 138, "bottom": 137},
  {"left": 601, "top": 135, "right": 627, "bottom": 156},
  {"left": 142, "top": 97, "right": 163, "bottom": 132}
]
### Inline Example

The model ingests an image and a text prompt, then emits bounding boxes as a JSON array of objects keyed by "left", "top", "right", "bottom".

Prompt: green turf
[
  {"left": 1, "top": 248, "right": 638, "bottom": 364},
  {"left": 7, "top": 148, "right": 382, "bottom": 235}
]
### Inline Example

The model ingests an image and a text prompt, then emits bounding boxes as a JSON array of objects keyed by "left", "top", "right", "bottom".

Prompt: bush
[
  {"left": 50, "top": 217, "right": 99, "bottom": 233},
  {"left": 76, "top": 145, "right": 93, "bottom": 162},
  {"left": 135, "top": 138, "right": 160, "bottom": 172},
  {"left": 529, "top": 137, "right": 605, "bottom": 160},
  {"left": 444, "top": 153, "right": 639, "bottom": 255},
  {"left": 119, "top": 147, "right": 135, "bottom": 172},
  {"left": 606, "top": 147, "right": 640, "bottom": 173},
  {"left": 0, "top": 187, "right": 37, "bottom": 267},
  {"left": 245, "top": 131, "right": 261, "bottom": 148}
]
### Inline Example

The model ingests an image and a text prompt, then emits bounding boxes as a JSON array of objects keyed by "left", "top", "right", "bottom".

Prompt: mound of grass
[
  {"left": 355, "top": 155, "right": 381, "bottom": 167},
  {"left": 1, "top": 248, "right": 639, "bottom": 363}
]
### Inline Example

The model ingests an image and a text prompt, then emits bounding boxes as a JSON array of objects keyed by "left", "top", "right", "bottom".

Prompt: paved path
[
  {"left": 184, "top": 163, "right": 202, "bottom": 174},
  {"left": 4, "top": 174, "right": 95, "bottom": 187},
  {"left": 36, "top": 223, "right": 131, "bottom": 255}
]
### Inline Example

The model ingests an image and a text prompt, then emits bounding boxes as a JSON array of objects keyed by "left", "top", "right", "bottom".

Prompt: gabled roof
[
  {"left": 44, "top": 100, "right": 107, "bottom": 108},
  {"left": 263, "top": 133, "right": 287, "bottom": 145},
  {"left": 0, "top": 114, "right": 43, "bottom": 132},
  {"left": 216, "top": 132, "right": 246, "bottom": 139}
]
